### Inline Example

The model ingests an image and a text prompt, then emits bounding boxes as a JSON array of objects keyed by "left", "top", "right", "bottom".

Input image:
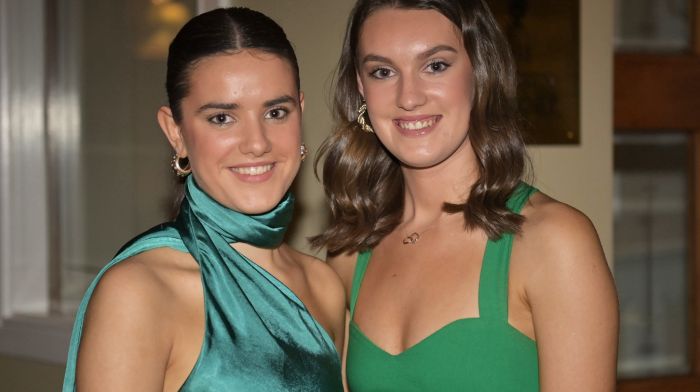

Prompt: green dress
[
  {"left": 63, "top": 176, "right": 342, "bottom": 391},
  {"left": 347, "top": 184, "right": 540, "bottom": 391}
]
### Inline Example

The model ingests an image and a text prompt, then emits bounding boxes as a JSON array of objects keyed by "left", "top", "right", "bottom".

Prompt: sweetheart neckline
[{"left": 350, "top": 318, "right": 535, "bottom": 357}]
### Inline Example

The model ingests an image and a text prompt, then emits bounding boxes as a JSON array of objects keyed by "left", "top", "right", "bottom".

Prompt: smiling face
[
  {"left": 356, "top": 8, "right": 475, "bottom": 170},
  {"left": 159, "top": 50, "right": 303, "bottom": 214}
]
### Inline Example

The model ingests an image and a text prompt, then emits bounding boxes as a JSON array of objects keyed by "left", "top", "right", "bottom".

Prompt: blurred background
[{"left": 0, "top": 0, "right": 698, "bottom": 390}]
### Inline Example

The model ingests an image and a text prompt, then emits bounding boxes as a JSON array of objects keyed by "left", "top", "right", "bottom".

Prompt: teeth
[
  {"left": 398, "top": 118, "right": 436, "bottom": 130},
  {"left": 232, "top": 164, "right": 273, "bottom": 175}
]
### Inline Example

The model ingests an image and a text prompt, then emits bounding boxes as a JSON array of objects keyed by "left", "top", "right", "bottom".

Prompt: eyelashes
[
  {"left": 426, "top": 60, "right": 450, "bottom": 73},
  {"left": 206, "top": 106, "right": 291, "bottom": 127},
  {"left": 367, "top": 59, "right": 452, "bottom": 80},
  {"left": 208, "top": 113, "right": 234, "bottom": 126},
  {"left": 264, "top": 107, "right": 289, "bottom": 120},
  {"left": 369, "top": 67, "right": 395, "bottom": 79}
]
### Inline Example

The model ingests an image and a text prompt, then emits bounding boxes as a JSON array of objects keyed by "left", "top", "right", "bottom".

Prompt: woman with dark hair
[
  {"left": 63, "top": 7, "right": 344, "bottom": 391},
  {"left": 313, "top": 0, "right": 618, "bottom": 390}
]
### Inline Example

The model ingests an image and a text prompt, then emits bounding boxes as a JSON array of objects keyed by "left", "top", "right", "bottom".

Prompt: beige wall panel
[
  {"left": 529, "top": 0, "right": 614, "bottom": 262},
  {"left": 0, "top": 355, "right": 64, "bottom": 391}
]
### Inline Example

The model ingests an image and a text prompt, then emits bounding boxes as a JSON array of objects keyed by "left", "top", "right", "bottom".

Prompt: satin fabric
[
  {"left": 63, "top": 176, "right": 342, "bottom": 391},
  {"left": 347, "top": 184, "right": 540, "bottom": 391}
]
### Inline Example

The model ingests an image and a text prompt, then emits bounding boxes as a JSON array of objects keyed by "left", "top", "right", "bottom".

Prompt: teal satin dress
[{"left": 63, "top": 176, "right": 342, "bottom": 391}]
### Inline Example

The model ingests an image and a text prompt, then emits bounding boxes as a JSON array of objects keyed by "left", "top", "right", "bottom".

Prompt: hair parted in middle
[
  {"left": 311, "top": 0, "right": 531, "bottom": 255},
  {"left": 164, "top": 6, "right": 301, "bottom": 215},
  {"left": 165, "top": 7, "right": 300, "bottom": 124}
]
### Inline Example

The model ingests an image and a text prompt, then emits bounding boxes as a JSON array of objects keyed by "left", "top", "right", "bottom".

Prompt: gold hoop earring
[
  {"left": 357, "top": 102, "right": 374, "bottom": 133},
  {"left": 300, "top": 143, "right": 308, "bottom": 162},
  {"left": 171, "top": 154, "right": 191, "bottom": 177}
]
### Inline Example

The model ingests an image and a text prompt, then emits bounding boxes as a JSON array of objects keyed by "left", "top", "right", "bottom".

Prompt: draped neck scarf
[
  {"left": 175, "top": 176, "right": 342, "bottom": 390},
  {"left": 177, "top": 174, "right": 293, "bottom": 249},
  {"left": 63, "top": 175, "right": 342, "bottom": 391}
]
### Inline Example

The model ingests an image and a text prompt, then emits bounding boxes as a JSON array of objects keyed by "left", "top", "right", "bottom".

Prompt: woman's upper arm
[
  {"left": 327, "top": 252, "right": 358, "bottom": 309},
  {"left": 325, "top": 251, "right": 357, "bottom": 392},
  {"left": 319, "top": 264, "right": 348, "bottom": 355},
  {"left": 526, "top": 205, "right": 619, "bottom": 392},
  {"left": 76, "top": 260, "right": 172, "bottom": 391}
]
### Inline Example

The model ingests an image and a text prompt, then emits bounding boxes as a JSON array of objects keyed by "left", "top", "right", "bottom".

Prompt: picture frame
[{"left": 490, "top": 0, "right": 580, "bottom": 144}]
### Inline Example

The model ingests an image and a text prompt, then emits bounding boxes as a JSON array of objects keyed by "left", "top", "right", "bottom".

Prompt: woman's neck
[
  {"left": 231, "top": 242, "right": 281, "bottom": 268},
  {"left": 400, "top": 140, "right": 479, "bottom": 225}
]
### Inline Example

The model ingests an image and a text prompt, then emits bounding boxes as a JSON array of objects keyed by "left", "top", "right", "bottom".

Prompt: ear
[
  {"left": 299, "top": 91, "right": 305, "bottom": 113},
  {"left": 356, "top": 72, "right": 365, "bottom": 98},
  {"left": 157, "top": 106, "right": 188, "bottom": 157}
]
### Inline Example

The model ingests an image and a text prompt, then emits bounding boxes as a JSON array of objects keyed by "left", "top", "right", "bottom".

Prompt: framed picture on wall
[{"left": 490, "top": 0, "right": 580, "bottom": 145}]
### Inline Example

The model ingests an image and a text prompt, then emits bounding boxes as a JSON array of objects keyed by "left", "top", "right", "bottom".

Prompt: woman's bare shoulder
[
  {"left": 94, "top": 247, "right": 198, "bottom": 303},
  {"left": 515, "top": 190, "right": 615, "bottom": 310},
  {"left": 519, "top": 191, "right": 603, "bottom": 260},
  {"left": 515, "top": 190, "right": 613, "bottom": 291},
  {"left": 77, "top": 247, "right": 200, "bottom": 389},
  {"left": 516, "top": 191, "right": 618, "bottom": 390}
]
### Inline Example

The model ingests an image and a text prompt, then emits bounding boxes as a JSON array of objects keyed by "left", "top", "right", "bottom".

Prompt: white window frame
[{"left": 0, "top": 0, "right": 73, "bottom": 364}]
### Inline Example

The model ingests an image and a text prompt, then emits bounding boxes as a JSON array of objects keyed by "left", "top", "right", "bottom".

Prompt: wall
[
  {"left": 529, "top": 0, "right": 614, "bottom": 260},
  {"left": 0, "top": 355, "right": 65, "bottom": 391}
]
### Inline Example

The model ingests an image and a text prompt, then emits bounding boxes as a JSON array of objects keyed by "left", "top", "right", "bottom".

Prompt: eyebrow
[
  {"left": 195, "top": 94, "right": 296, "bottom": 114},
  {"left": 263, "top": 95, "right": 296, "bottom": 107},
  {"left": 361, "top": 44, "right": 458, "bottom": 64},
  {"left": 419, "top": 45, "right": 458, "bottom": 60},
  {"left": 196, "top": 102, "right": 238, "bottom": 114}
]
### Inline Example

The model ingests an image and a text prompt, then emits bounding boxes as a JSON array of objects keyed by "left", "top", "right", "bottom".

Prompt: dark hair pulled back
[{"left": 166, "top": 7, "right": 300, "bottom": 123}]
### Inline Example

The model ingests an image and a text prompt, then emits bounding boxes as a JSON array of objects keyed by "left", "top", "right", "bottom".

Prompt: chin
[
  {"left": 200, "top": 172, "right": 292, "bottom": 215},
  {"left": 393, "top": 151, "right": 445, "bottom": 170},
  {"left": 400, "top": 159, "right": 441, "bottom": 170},
  {"left": 227, "top": 192, "right": 287, "bottom": 215}
]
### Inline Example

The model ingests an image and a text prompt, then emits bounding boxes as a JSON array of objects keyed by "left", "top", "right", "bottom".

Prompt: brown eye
[
  {"left": 208, "top": 113, "right": 234, "bottom": 125},
  {"left": 426, "top": 60, "right": 450, "bottom": 73},
  {"left": 265, "top": 107, "right": 289, "bottom": 120},
  {"left": 369, "top": 67, "right": 395, "bottom": 79}
]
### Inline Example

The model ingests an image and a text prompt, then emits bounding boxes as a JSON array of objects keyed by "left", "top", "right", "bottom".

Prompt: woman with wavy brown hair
[{"left": 312, "top": 0, "right": 618, "bottom": 390}]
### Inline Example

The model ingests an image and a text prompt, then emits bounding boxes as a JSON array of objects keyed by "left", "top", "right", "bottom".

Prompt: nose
[
  {"left": 239, "top": 118, "right": 272, "bottom": 157},
  {"left": 396, "top": 73, "right": 426, "bottom": 111}
]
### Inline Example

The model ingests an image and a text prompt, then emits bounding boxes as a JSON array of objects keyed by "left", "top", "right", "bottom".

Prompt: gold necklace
[
  {"left": 401, "top": 218, "right": 442, "bottom": 245},
  {"left": 402, "top": 232, "right": 421, "bottom": 245}
]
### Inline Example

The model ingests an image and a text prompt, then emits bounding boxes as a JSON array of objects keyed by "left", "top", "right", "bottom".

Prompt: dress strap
[
  {"left": 478, "top": 183, "right": 538, "bottom": 321},
  {"left": 349, "top": 250, "right": 372, "bottom": 318}
]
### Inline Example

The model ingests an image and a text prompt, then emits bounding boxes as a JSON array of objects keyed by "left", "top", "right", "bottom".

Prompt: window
[
  {"left": 614, "top": 0, "right": 700, "bottom": 389},
  {"left": 0, "top": 0, "right": 228, "bottom": 364},
  {"left": 615, "top": 0, "right": 690, "bottom": 52},
  {"left": 615, "top": 133, "right": 690, "bottom": 378}
]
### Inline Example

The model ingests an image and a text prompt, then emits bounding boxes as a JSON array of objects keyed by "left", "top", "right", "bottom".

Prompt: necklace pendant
[{"left": 402, "top": 232, "right": 420, "bottom": 245}]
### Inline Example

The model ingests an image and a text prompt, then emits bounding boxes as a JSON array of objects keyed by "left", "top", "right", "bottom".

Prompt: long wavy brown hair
[{"left": 311, "top": 0, "right": 531, "bottom": 255}]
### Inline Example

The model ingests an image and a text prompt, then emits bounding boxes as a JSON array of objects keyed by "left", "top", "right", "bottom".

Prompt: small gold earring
[
  {"left": 300, "top": 143, "right": 308, "bottom": 162},
  {"left": 171, "top": 154, "right": 191, "bottom": 177},
  {"left": 357, "top": 102, "right": 374, "bottom": 133}
]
